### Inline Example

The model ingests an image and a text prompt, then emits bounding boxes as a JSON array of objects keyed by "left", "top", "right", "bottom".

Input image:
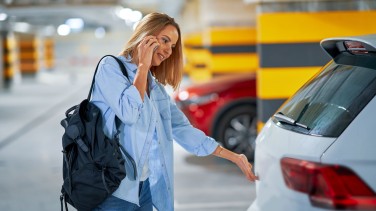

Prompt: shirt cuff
[{"left": 196, "top": 136, "right": 219, "bottom": 156}]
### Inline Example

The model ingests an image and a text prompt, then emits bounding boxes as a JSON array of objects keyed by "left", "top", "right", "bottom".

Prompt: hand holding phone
[
  {"left": 153, "top": 45, "right": 159, "bottom": 53},
  {"left": 138, "top": 35, "right": 159, "bottom": 68}
]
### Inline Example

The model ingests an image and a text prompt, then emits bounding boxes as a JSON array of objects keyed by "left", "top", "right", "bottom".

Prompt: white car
[{"left": 248, "top": 34, "right": 376, "bottom": 211}]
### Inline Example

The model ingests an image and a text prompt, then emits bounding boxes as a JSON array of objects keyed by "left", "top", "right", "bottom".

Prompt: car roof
[{"left": 320, "top": 34, "right": 376, "bottom": 58}]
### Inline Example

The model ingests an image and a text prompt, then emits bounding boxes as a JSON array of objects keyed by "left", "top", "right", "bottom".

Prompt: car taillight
[{"left": 281, "top": 157, "right": 376, "bottom": 210}]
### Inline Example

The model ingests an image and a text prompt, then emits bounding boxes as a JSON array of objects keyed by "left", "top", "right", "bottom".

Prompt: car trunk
[{"left": 253, "top": 120, "right": 336, "bottom": 210}]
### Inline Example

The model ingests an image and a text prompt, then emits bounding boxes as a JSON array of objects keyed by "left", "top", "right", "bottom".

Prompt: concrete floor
[{"left": 0, "top": 68, "right": 255, "bottom": 211}]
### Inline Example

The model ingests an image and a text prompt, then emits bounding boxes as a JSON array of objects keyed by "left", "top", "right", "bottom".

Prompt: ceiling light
[
  {"left": 95, "top": 27, "right": 106, "bottom": 39},
  {"left": 13, "top": 22, "right": 31, "bottom": 33},
  {"left": 0, "top": 13, "right": 7, "bottom": 21},
  {"left": 65, "top": 18, "right": 84, "bottom": 31},
  {"left": 117, "top": 8, "right": 132, "bottom": 20},
  {"left": 129, "top": 10, "right": 142, "bottom": 22},
  {"left": 57, "top": 24, "right": 70, "bottom": 36},
  {"left": 43, "top": 25, "right": 55, "bottom": 36}
]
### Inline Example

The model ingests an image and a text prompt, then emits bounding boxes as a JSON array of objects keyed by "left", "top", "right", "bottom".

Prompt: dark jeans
[{"left": 93, "top": 179, "right": 153, "bottom": 211}]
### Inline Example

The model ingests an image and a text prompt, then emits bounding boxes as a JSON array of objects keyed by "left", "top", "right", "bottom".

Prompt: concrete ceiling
[{"left": 0, "top": 0, "right": 185, "bottom": 35}]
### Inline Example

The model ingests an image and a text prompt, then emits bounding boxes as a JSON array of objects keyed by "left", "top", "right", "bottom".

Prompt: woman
[{"left": 91, "top": 12, "right": 258, "bottom": 211}]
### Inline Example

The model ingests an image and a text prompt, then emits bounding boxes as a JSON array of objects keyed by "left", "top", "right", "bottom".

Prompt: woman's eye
[{"left": 162, "top": 38, "right": 168, "bottom": 43}]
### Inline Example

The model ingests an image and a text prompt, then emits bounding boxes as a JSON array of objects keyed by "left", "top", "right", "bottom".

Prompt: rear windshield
[{"left": 274, "top": 52, "right": 376, "bottom": 137}]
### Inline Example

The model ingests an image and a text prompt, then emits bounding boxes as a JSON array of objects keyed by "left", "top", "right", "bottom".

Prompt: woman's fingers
[
  {"left": 140, "top": 35, "right": 155, "bottom": 44},
  {"left": 139, "top": 36, "right": 160, "bottom": 58},
  {"left": 248, "top": 164, "right": 259, "bottom": 181},
  {"left": 141, "top": 36, "right": 158, "bottom": 48},
  {"left": 239, "top": 154, "right": 258, "bottom": 182},
  {"left": 137, "top": 36, "right": 160, "bottom": 68}
]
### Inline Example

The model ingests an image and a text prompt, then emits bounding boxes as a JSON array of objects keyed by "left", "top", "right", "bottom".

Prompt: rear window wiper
[{"left": 273, "top": 112, "right": 310, "bottom": 130}]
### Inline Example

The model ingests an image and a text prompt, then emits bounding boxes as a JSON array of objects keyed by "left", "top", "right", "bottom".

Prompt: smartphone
[{"left": 153, "top": 44, "right": 159, "bottom": 53}]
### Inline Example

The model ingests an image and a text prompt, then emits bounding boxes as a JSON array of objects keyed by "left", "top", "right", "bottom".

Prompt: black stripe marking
[
  {"left": 257, "top": 98, "right": 287, "bottom": 122},
  {"left": 259, "top": 42, "right": 331, "bottom": 67},
  {"left": 207, "top": 45, "right": 256, "bottom": 54},
  {"left": 185, "top": 45, "right": 256, "bottom": 54}
]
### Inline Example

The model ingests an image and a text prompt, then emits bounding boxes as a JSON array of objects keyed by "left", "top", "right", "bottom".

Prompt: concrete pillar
[
  {"left": 200, "top": 0, "right": 255, "bottom": 27},
  {"left": 1, "top": 31, "right": 18, "bottom": 88},
  {"left": 0, "top": 32, "right": 3, "bottom": 89},
  {"left": 181, "top": 0, "right": 256, "bottom": 81},
  {"left": 18, "top": 34, "right": 39, "bottom": 75},
  {"left": 182, "top": 32, "right": 211, "bottom": 82},
  {"left": 43, "top": 38, "right": 54, "bottom": 71},
  {"left": 203, "top": 26, "right": 257, "bottom": 75}
]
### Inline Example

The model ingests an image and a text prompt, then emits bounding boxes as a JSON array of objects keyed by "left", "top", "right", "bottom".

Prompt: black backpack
[{"left": 59, "top": 55, "right": 137, "bottom": 211}]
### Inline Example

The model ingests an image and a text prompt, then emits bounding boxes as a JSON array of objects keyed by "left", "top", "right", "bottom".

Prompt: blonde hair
[{"left": 120, "top": 12, "right": 183, "bottom": 90}]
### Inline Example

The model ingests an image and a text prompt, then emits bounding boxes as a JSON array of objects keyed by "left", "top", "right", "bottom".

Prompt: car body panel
[
  {"left": 321, "top": 97, "right": 376, "bottom": 192},
  {"left": 249, "top": 34, "right": 376, "bottom": 211},
  {"left": 251, "top": 120, "right": 336, "bottom": 211}
]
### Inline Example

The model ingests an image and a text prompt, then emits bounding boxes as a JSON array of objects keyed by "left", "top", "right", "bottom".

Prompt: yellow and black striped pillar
[
  {"left": 183, "top": 27, "right": 258, "bottom": 82},
  {"left": 18, "top": 35, "right": 39, "bottom": 75},
  {"left": 2, "top": 31, "right": 17, "bottom": 88},
  {"left": 256, "top": 0, "right": 376, "bottom": 129},
  {"left": 203, "top": 27, "right": 258, "bottom": 75},
  {"left": 44, "top": 38, "right": 54, "bottom": 70},
  {"left": 183, "top": 32, "right": 212, "bottom": 82}
]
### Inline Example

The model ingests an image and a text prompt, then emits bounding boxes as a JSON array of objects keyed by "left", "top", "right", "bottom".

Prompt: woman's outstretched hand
[
  {"left": 235, "top": 154, "right": 258, "bottom": 182},
  {"left": 212, "top": 145, "right": 258, "bottom": 182}
]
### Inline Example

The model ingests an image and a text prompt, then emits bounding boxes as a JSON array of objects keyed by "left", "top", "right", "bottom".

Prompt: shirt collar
[{"left": 119, "top": 55, "right": 138, "bottom": 73}]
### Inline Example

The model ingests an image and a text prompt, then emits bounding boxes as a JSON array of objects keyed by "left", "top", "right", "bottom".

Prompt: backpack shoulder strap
[
  {"left": 87, "top": 55, "right": 129, "bottom": 100},
  {"left": 87, "top": 55, "right": 138, "bottom": 180}
]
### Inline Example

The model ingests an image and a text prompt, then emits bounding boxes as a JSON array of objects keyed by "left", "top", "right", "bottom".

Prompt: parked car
[
  {"left": 173, "top": 73, "right": 257, "bottom": 160},
  {"left": 248, "top": 34, "right": 376, "bottom": 211}
]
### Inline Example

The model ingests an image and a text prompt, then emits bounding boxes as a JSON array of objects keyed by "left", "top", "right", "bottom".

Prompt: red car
[{"left": 173, "top": 73, "right": 257, "bottom": 160}]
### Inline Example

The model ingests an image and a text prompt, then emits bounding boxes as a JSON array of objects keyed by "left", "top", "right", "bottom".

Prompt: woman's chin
[{"left": 152, "top": 60, "right": 162, "bottom": 67}]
